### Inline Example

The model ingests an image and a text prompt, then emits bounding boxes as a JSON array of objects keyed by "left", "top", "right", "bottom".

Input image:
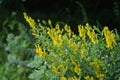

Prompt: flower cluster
[
  {"left": 23, "top": 12, "right": 39, "bottom": 37},
  {"left": 103, "top": 26, "right": 117, "bottom": 49},
  {"left": 47, "top": 24, "right": 63, "bottom": 46},
  {"left": 78, "top": 23, "right": 98, "bottom": 44},
  {"left": 24, "top": 12, "right": 119, "bottom": 80}
]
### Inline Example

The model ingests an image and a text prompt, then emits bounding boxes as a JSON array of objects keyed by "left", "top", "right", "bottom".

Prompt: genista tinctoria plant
[{"left": 24, "top": 12, "right": 120, "bottom": 80}]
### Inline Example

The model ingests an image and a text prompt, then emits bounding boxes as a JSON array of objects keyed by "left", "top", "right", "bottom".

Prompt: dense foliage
[
  {"left": 0, "top": 16, "right": 34, "bottom": 80},
  {"left": 23, "top": 12, "right": 120, "bottom": 80}
]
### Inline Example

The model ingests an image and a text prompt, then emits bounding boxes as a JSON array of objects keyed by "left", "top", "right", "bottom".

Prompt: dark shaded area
[{"left": 0, "top": 0, "right": 120, "bottom": 30}]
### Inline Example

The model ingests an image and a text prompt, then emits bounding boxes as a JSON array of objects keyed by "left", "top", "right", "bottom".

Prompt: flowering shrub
[{"left": 24, "top": 12, "right": 120, "bottom": 80}]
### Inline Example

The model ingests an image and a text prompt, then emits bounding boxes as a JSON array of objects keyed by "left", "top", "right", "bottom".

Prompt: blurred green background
[
  {"left": 0, "top": 0, "right": 120, "bottom": 80},
  {"left": 0, "top": 0, "right": 120, "bottom": 28}
]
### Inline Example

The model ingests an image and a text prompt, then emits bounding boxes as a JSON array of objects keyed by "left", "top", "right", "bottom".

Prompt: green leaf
[{"left": 7, "top": 54, "right": 17, "bottom": 63}]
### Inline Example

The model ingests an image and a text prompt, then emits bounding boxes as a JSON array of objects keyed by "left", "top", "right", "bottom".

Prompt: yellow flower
[
  {"left": 70, "top": 55, "right": 81, "bottom": 75},
  {"left": 60, "top": 76, "right": 67, "bottom": 80},
  {"left": 111, "top": 32, "right": 117, "bottom": 47},
  {"left": 23, "top": 12, "right": 39, "bottom": 37},
  {"left": 85, "top": 24, "right": 98, "bottom": 44},
  {"left": 51, "top": 63, "right": 61, "bottom": 75},
  {"left": 73, "top": 66, "right": 81, "bottom": 75},
  {"left": 59, "top": 61, "right": 68, "bottom": 72},
  {"left": 48, "top": 19, "right": 52, "bottom": 27},
  {"left": 32, "top": 33, "right": 39, "bottom": 37},
  {"left": 90, "top": 30, "right": 98, "bottom": 44},
  {"left": 68, "top": 76, "right": 79, "bottom": 80},
  {"left": 85, "top": 23, "right": 91, "bottom": 36},
  {"left": 23, "top": 12, "right": 36, "bottom": 29},
  {"left": 55, "top": 23, "right": 63, "bottom": 34},
  {"left": 72, "top": 32, "right": 76, "bottom": 38},
  {"left": 89, "top": 62, "right": 96, "bottom": 66},
  {"left": 78, "top": 25, "right": 86, "bottom": 40},
  {"left": 69, "top": 40, "right": 78, "bottom": 52},
  {"left": 103, "top": 26, "right": 117, "bottom": 49},
  {"left": 55, "top": 23, "right": 60, "bottom": 30},
  {"left": 47, "top": 27, "right": 62, "bottom": 46},
  {"left": 70, "top": 55, "right": 77, "bottom": 65},
  {"left": 81, "top": 48, "right": 86, "bottom": 58},
  {"left": 64, "top": 24, "right": 72, "bottom": 37},
  {"left": 35, "top": 44, "right": 44, "bottom": 57},
  {"left": 84, "top": 76, "right": 94, "bottom": 80},
  {"left": 89, "top": 59, "right": 104, "bottom": 80},
  {"left": 95, "top": 72, "right": 104, "bottom": 80}
]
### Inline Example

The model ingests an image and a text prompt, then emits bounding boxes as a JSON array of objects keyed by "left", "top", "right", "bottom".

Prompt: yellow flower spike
[
  {"left": 85, "top": 24, "right": 91, "bottom": 36},
  {"left": 60, "top": 76, "right": 67, "bottom": 80},
  {"left": 85, "top": 24, "right": 98, "bottom": 43},
  {"left": 70, "top": 55, "right": 77, "bottom": 66},
  {"left": 72, "top": 32, "right": 76, "bottom": 38},
  {"left": 95, "top": 72, "right": 104, "bottom": 80},
  {"left": 103, "top": 27, "right": 113, "bottom": 49},
  {"left": 60, "top": 63, "right": 67, "bottom": 72},
  {"left": 48, "top": 19, "right": 52, "bottom": 27},
  {"left": 85, "top": 23, "right": 91, "bottom": 31},
  {"left": 111, "top": 32, "right": 117, "bottom": 47},
  {"left": 78, "top": 25, "right": 86, "bottom": 40},
  {"left": 64, "top": 24, "right": 68, "bottom": 31},
  {"left": 35, "top": 44, "right": 44, "bottom": 57},
  {"left": 81, "top": 48, "right": 86, "bottom": 58},
  {"left": 84, "top": 76, "right": 94, "bottom": 80},
  {"left": 85, "top": 23, "right": 98, "bottom": 44},
  {"left": 32, "top": 32, "right": 39, "bottom": 37},
  {"left": 47, "top": 27, "right": 52, "bottom": 35},
  {"left": 23, "top": 12, "right": 40, "bottom": 37},
  {"left": 103, "top": 26, "right": 117, "bottom": 49},
  {"left": 23, "top": 12, "right": 36, "bottom": 29},
  {"left": 55, "top": 23, "right": 61, "bottom": 34},
  {"left": 55, "top": 23, "right": 60, "bottom": 30},
  {"left": 86, "top": 23, "right": 89, "bottom": 27},
  {"left": 68, "top": 76, "right": 79, "bottom": 80},
  {"left": 89, "top": 62, "right": 96, "bottom": 66},
  {"left": 60, "top": 28, "right": 64, "bottom": 34},
  {"left": 90, "top": 30, "right": 98, "bottom": 44},
  {"left": 69, "top": 40, "right": 78, "bottom": 52},
  {"left": 81, "top": 43, "right": 85, "bottom": 47},
  {"left": 64, "top": 24, "right": 72, "bottom": 37},
  {"left": 89, "top": 59, "right": 105, "bottom": 80},
  {"left": 80, "top": 43, "right": 87, "bottom": 58},
  {"left": 70, "top": 55, "right": 81, "bottom": 75},
  {"left": 51, "top": 63, "right": 61, "bottom": 75},
  {"left": 47, "top": 27, "right": 62, "bottom": 46},
  {"left": 42, "top": 20, "right": 46, "bottom": 25},
  {"left": 73, "top": 66, "right": 81, "bottom": 75}
]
